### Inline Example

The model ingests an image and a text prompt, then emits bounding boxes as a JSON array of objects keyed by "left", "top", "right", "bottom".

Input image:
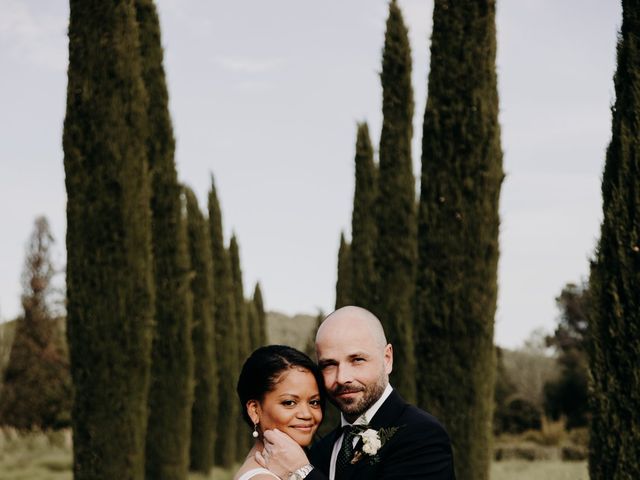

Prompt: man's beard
[{"left": 329, "top": 375, "right": 386, "bottom": 420}]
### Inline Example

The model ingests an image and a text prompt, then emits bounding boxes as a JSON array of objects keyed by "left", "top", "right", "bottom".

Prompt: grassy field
[
  {"left": 491, "top": 460, "right": 587, "bottom": 479},
  {"left": 0, "top": 429, "right": 588, "bottom": 480}
]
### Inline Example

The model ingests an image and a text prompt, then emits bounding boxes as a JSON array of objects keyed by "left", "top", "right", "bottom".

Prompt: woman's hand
[{"left": 256, "top": 429, "right": 310, "bottom": 479}]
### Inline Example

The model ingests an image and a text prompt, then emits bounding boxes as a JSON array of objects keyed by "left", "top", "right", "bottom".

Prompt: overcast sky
[{"left": 0, "top": 1, "right": 622, "bottom": 348}]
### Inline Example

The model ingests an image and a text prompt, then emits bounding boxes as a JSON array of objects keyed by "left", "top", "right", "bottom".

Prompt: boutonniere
[{"left": 350, "top": 426, "right": 399, "bottom": 465}]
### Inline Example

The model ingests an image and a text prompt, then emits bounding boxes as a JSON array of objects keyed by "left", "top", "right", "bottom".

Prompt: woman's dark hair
[{"left": 236, "top": 345, "right": 326, "bottom": 428}]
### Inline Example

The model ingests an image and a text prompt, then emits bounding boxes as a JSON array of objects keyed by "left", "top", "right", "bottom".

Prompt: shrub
[{"left": 495, "top": 396, "right": 542, "bottom": 434}]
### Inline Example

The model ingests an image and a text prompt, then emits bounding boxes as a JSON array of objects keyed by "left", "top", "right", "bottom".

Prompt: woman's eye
[
  {"left": 282, "top": 400, "right": 295, "bottom": 407},
  {"left": 310, "top": 399, "right": 321, "bottom": 407}
]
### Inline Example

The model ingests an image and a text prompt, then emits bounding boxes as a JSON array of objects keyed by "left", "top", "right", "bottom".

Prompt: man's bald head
[
  {"left": 314, "top": 306, "right": 393, "bottom": 421},
  {"left": 316, "top": 306, "right": 388, "bottom": 352}
]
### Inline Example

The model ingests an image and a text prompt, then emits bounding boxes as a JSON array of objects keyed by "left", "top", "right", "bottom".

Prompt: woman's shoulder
[{"left": 235, "top": 467, "right": 280, "bottom": 480}]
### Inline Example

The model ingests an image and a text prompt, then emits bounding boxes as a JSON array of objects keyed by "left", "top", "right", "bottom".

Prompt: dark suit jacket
[{"left": 307, "top": 390, "right": 455, "bottom": 479}]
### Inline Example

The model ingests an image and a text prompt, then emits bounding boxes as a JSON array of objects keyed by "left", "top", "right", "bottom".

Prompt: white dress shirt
[{"left": 328, "top": 384, "right": 394, "bottom": 480}]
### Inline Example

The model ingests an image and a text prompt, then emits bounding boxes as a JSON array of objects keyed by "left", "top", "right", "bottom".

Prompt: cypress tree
[
  {"left": 414, "top": 1, "right": 503, "bottom": 479},
  {"left": 373, "top": 0, "right": 417, "bottom": 402},
  {"left": 229, "top": 235, "right": 252, "bottom": 458},
  {"left": 208, "top": 176, "right": 238, "bottom": 467},
  {"left": 0, "top": 217, "right": 71, "bottom": 430},
  {"left": 184, "top": 187, "right": 218, "bottom": 474},
  {"left": 589, "top": 1, "right": 640, "bottom": 476},
  {"left": 136, "top": 2, "right": 195, "bottom": 478},
  {"left": 246, "top": 300, "right": 259, "bottom": 352},
  {"left": 350, "top": 122, "right": 378, "bottom": 311},
  {"left": 252, "top": 283, "right": 267, "bottom": 346},
  {"left": 335, "top": 232, "right": 352, "bottom": 309},
  {"left": 63, "top": 1, "right": 154, "bottom": 477},
  {"left": 229, "top": 236, "right": 250, "bottom": 365}
]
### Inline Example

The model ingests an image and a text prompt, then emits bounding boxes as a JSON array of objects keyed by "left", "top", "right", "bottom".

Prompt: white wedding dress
[{"left": 236, "top": 467, "right": 279, "bottom": 480}]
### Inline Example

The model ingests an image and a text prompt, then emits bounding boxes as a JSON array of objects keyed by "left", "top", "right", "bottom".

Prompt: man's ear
[
  {"left": 246, "top": 400, "right": 260, "bottom": 424},
  {"left": 384, "top": 343, "right": 393, "bottom": 374}
]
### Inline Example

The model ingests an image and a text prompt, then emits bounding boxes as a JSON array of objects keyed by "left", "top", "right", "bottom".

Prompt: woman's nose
[{"left": 296, "top": 404, "right": 312, "bottom": 419}]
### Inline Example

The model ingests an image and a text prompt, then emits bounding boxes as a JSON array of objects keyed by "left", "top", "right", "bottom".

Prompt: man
[{"left": 256, "top": 306, "right": 455, "bottom": 479}]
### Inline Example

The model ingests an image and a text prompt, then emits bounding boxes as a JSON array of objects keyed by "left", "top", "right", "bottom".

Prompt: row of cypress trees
[
  {"left": 336, "top": 1, "right": 502, "bottom": 479},
  {"left": 63, "top": 1, "right": 267, "bottom": 479},
  {"left": 339, "top": 1, "right": 640, "bottom": 478}
]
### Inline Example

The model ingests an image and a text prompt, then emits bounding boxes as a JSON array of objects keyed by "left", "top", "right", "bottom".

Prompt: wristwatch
[{"left": 288, "top": 464, "right": 314, "bottom": 480}]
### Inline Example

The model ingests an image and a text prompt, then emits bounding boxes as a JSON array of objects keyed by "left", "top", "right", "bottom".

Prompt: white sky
[{"left": 0, "top": 1, "right": 622, "bottom": 349}]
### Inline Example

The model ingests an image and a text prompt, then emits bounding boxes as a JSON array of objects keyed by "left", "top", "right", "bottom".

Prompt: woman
[{"left": 235, "top": 345, "right": 325, "bottom": 480}]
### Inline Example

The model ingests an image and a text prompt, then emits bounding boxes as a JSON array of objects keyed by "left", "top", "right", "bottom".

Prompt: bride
[{"left": 234, "top": 345, "right": 325, "bottom": 480}]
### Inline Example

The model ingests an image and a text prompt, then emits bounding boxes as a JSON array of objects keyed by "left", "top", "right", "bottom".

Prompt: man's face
[{"left": 316, "top": 319, "right": 392, "bottom": 422}]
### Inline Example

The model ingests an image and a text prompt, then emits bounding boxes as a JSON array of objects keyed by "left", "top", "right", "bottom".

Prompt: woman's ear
[{"left": 246, "top": 400, "right": 260, "bottom": 424}]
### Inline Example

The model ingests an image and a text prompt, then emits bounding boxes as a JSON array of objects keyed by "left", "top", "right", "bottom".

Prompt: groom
[{"left": 257, "top": 306, "right": 456, "bottom": 479}]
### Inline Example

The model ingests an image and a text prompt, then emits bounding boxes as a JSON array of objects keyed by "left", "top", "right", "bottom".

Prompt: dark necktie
[{"left": 335, "top": 425, "right": 358, "bottom": 480}]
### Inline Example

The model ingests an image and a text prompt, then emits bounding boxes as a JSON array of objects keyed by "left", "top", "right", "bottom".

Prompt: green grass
[
  {"left": 0, "top": 429, "right": 71, "bottom": 480},
  {"left": 0, "top": 428, "right": 240, "bottom": 480},
  {"left": 491, "top": 460, "right": 587, "bottom": 480},
  {"left": 0, "top": 429, "right": 588, "bottom": 480}
]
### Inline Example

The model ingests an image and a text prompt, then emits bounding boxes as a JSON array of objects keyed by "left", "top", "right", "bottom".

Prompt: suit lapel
[{"left": 368, "top": 390, "right": 406, "bottom": 430}]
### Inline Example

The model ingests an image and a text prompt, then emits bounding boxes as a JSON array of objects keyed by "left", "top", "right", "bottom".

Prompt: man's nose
[{"left": 335, "top": 364, "right": 353, "bottom": 385}]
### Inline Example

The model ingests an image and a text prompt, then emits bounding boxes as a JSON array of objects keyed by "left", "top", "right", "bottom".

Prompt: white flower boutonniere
[
  {"left": 350, "top": 426, "right": 400, "bottom": 465},
  {"left": 360, "top": 429, "right": 382, "bottom": 455}
]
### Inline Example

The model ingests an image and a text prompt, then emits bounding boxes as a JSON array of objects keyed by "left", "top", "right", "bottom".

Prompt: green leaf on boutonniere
[{"left": 378, "top": 426, "right": 399, "bottom": 444}]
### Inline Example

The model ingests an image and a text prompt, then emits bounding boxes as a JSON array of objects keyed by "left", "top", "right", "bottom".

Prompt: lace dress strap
[{"left": 236, "top": 467, "right": 280, "bottom": 480}]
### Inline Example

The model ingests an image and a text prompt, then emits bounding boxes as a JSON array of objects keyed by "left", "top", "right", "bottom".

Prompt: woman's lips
[{"left": 291, "top": 424, "right": 315, "bottom": 432}]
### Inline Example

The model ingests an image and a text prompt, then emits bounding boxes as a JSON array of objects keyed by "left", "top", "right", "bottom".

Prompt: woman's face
[{"left": 252, "top": 367, "right": 322, "bottom": 447}]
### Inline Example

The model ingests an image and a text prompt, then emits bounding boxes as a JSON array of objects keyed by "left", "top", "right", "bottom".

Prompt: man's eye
[{"left": 354, "top": 358, "right": 365, "bottom": 363}]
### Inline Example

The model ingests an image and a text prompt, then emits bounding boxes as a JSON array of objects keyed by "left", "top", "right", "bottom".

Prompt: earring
[{"left": 252, "top": 422, "right": 259, "bottom": 438}]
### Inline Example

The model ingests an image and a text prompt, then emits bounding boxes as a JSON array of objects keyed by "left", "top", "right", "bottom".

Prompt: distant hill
[{"left": 266, "top": 311, "right": 318, "bottom": 351}]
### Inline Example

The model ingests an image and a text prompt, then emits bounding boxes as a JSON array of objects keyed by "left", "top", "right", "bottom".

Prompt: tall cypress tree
[
  {"left": 63, "top": 1, "right": 154, "bottom": 478},
  {"left": 589, "top": 1, "right": 640, "bottom": 476},
  {"left": 335, "top": 232, "right": 352, "bottom": 309},
  {"left": 229, "top": 236, "right": 250, "bottom": 365},
  {"left": 414, "top": 1, "right": 503, "bottom": 479},
  {"left": 136, "top": 2, "right": 195, "bottom": 478},
  {"left": 246, "top": 300, "right": 259, "bottom": 352},
  {"left": 373, "top": 0, "right": 417, "bottom": 402},
  {"left": 229, "top": 235, "right": 251, "bottom": 458},
  {"left": 208, "top": 176, "right": 238, "bottom": 467},
  {"left": 184, "top": 187, "right": 218, "bottom": 475},
  {"left": 0, "top": 217, "right": 71, "bottom": 430},
  {"left": 350, "top": 122, "right": 378, "bottom": 311},
  {"left": 252, "top": 283, "right": 267, "bottom": 346}
]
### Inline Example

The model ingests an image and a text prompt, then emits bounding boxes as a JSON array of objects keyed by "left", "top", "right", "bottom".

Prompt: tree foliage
[
  {"left": 184, "top": 187, "right": 218, "bottom": 474},
  {"left": 589, "top": 1, "right": 640, "bottom": 476},
  {"left": 252, "top": 283, "right": 267, "bottom": 347},
  {"left": 0, "top": 217, "right": 71, "bottom": 430},
  {"left": 63, "top": 0, "right": 155, "bottom": 476},
  {"left": 414, "top": 1, "right": 503, "bottom": 478},
  {"left": 335, "top": 232, "right": 352, "bottom": 309},
  {"left": 543, "top": 283, "right": 589, "bottom": 429},
  {"left": 229, "top": 235, "right": 252, "bottom": 459},
  {"left": 373, "top": 1, "right": 417, "bottom": 402},
  {"left": 137, "top": 1, "right": 195, "bottom": 478},
  {"left": 350, "top": 122, "right": 378, "bottom": 311},
  {"left": 208, "top": 176, "right": 239, "bottom": 467}
]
